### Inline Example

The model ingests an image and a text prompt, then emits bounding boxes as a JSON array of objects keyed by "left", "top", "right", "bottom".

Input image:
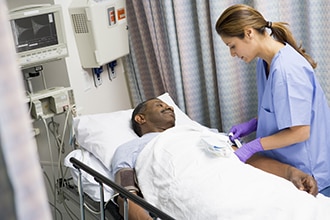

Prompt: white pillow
[
  {"left": 73, "top": 108, "right": 137, "bottom": 170},
  {"left": 64, "top": 149, "right": 114, "bottom": 202},
  {"left": 73, "top": 92, "right": 202, "bottom": 169},
  {"left": 157, "top": 93, "right": 203, "bottom": 127}
]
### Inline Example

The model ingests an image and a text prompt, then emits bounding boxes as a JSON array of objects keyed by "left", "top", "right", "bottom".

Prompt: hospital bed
[
  {"left": 63, "top": 93, "right": 180, "bottom": 219},
  {"left": 64, "top": 93, "right": 330, "bottom": 220},
  {"left": 63, "top": 149, "right": 173, "bottom": 220}
]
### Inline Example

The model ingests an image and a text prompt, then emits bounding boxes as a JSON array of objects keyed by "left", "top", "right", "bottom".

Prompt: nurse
[{"left": 215, "top": 4, "right": 330, "bottom": 197}]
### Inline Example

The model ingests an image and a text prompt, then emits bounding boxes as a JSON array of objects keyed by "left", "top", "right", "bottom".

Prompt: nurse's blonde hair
[{"left": 215, "top": 4, "right": 317, "bottom": 69}]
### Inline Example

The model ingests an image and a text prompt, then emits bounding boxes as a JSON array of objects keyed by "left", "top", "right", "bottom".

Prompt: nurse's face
[{"left": 221, "top": 34, "right": 256, "bottom": 63}]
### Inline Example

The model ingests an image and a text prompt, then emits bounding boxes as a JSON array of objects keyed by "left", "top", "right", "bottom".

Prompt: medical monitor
[{"left": 9, "top": 4, "right": 68, "bottom": 69}]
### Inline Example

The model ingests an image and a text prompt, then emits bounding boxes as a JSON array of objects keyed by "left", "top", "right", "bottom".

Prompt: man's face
[{"left": 142, "top": 99, "right": 175, "bottom": 130}]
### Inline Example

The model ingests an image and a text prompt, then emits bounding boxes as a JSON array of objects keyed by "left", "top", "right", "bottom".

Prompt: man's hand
[
  {"left": 117, "top": 192, "right": 153, "bottom": 220},
  {"left": 287, "top": 166, "right": 318, "bottom": 196},
  {"left": 246, "top": 154, "right": 318, "bottom": 196}
]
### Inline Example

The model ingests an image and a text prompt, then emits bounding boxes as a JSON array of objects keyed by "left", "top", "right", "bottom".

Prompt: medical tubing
[
  {"left": 234, "top": 137, "right": 263, "bottom": 162},
  {"left": 41, "top": 116, "right": 57, "bottom": 219},
  {"left": 57, "top": 106, "right": 72, "bottom": 180},
  {"left": 40, "top": 68, "right": 47, "bottom": 90},
  {"left": 62, "top": 200, "right": 78, "bottom": 220},
  {"left": 48, "top": 202, "right": 63, "bottom": 220}
]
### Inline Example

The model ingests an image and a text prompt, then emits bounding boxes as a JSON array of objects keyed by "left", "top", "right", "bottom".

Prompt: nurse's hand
[
  {"left": 234, "top": 138, "right": 264, "bottom": 162},
  {"left": 228, "top": 118, "right": 258, "bottom": 142},
  {"left": 287, "top": 167, "right": 318, "bottom": 196}
]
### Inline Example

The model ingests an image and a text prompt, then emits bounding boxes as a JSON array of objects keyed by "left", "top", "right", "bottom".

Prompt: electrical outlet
[
  {"left": 92, "top": 67, "right": 103, "bottom": 87},
  {"left": 109, "top": 69, "right": 117, "bottom": 80},
  {"left": 107, "top": 60, "right": 117, "bottom": 80}
]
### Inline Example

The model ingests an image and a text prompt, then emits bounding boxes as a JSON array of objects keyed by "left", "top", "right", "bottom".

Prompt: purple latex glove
[
  {"left": 228, "top": 118, "right": 257, "bottom": 142},
  {"left": 234, "top": 138, "right": 263, "bottom": 162}
]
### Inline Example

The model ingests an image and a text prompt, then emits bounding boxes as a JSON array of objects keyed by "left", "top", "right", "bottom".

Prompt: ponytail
[
  {"left": 270, "top": 22, "right": 317, "bottom": 69},
  {"left": 215, "top": 4, "right": 317, "bottom": 69}
]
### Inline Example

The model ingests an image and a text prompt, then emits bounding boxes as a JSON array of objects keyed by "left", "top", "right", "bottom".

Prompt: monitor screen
[
  {"left": 9, "top": 5, "right": 68, "bottom": 69},
  {"left": 12, "top": 12, "right": 58, "bottom": 53}
]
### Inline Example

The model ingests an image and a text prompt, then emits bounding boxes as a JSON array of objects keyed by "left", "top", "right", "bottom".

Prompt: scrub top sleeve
[{"left": 272, "top": 68, "right": 313, "bottom": 130}]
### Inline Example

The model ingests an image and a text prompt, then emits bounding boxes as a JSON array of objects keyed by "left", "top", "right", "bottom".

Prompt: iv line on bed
[
  {"left": 228, "top": 132, "right": 242, "bottom": 148},
  {"left": 199, "top": 133, "right": 234, "bottom": 157}
]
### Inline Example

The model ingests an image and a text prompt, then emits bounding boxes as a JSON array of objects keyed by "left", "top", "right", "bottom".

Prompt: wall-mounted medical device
[
  {"left": 9, "top": 4, "right": 68, "bottom": 69},
  {"left": 69, "top": 0, "right": 129, "bottom": 68},
  {"left": 27, "top": 87, "right": 75, "bottom": 120}
]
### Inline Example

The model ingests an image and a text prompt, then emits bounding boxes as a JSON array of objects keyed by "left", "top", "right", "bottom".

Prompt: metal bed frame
[
  {"left": 60, "top": 181, "right": 122, "bottom": 220},
  {"left": 69, "top": 157, "right": 175, "bottom": 220}
]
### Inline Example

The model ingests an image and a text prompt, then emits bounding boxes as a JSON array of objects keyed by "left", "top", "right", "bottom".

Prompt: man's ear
[{"left": 134, "top": 114, "right": 146, "bottom": 125}]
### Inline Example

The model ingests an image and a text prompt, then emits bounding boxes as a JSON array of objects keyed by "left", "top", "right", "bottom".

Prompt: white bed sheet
[
  {"left": 136, "top": 125, "right": 330, "bottom": 220},
  {"left": 64, "top": 149, "right": 114, "bottom": 202}
]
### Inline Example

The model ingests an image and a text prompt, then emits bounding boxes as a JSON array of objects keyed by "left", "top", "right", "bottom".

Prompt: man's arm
[
  {"left": 116, "top": 193, "right": 152, "bottom": 220},
  {"left": 115, "top": 168, "right": 153, "bottom": 220},
  {"left": 246, "top": 153, "right": 318, "bottom": 196}
]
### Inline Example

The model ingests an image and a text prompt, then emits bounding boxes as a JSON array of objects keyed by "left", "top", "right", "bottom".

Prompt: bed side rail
[{"left": 70, "top": 157, "right": 175, "bottom": 220}]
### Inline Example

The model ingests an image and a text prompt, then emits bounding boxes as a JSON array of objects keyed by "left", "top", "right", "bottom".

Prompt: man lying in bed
[{"left": 111, "top": 98, "right": 318, "bottom": 220}]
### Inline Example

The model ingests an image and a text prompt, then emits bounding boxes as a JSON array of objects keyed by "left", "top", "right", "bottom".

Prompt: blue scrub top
[{"left": 256, "top": 44, "right": 330, "bottom": 191}]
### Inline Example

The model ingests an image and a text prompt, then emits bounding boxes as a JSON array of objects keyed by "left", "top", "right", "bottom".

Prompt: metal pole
[
  {"left": 99, "top": 182, "right": 105, "bottom": 220},
  {"left": 123, "top": 197, "right": 129, "bottom": 220},
  {"left": 77, "top": 169, "right": 85, "bottom": 220}
]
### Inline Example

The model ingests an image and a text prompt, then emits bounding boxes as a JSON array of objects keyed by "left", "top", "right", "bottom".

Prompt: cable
[
  {"left": 58, "top": 105, "right": 71, "bottom": 160},
  {"left": 63, "top": 166, "right": 69, "bottom": 180},
  {"left": 38, "top": 101, "right": 77, "bottom": 219},
  {"left": 48, "top": 120, "right": 62, "bottom": 151},
  {"left": 55, "top": 175, "right": 78, "bottom": 220},
  {"left": 34, "top": 65, "right": 48, "bottom": 90},
  {"left": 69, "top": 105, "right": 78, "bottom": 149},
  {"left": 62, "top": 199, "right": 79, "bottom": 220},
  {"left": 46, "top": 105, "right": 73, "bottom": 185},
  {"left": 57, "top": 106, "right": 73, "bottom": 184},
  {"left": 48, "top": 201, "right": 63, "bottom": 220},
  {"left": 76, "top": 170, "right": 114, "bottom": 216},
  {"left": 43, "top": 169, "right": 54, "bottom": 195},
  {"left": 41, "top": 116, "right": 57, "bottom": 219},
  {"left": 25, "top": 90, "right": 33, "bottom": 114}
]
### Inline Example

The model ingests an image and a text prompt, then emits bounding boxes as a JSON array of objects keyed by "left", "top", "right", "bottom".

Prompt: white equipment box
[
  {"left": 27, "top": 87, "right": 75, "bottom": 119},
  {"left": 69, "top": 0, "right": 129, "bottom": 68}
]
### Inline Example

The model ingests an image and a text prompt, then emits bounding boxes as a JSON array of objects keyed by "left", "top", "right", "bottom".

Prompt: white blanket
[{"left": 135, "top": 125, "right": 330, "bottom": 220}]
